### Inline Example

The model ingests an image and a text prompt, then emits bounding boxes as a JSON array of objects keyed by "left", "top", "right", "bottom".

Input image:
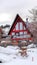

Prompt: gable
[{"left": 8, "top": 14, "right": 26, "bottom": 35}]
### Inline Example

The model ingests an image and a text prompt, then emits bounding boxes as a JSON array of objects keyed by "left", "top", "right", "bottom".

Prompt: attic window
[
  {"left": 20, "top": 22, "right": 23, "bottom": 30},
  {"left": 16, "top": 23, "right": 18, "bottom": 30}
]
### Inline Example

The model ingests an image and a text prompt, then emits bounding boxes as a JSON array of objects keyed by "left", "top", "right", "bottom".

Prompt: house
[
  {"left": 8, "top": 14, "right": 33, "bottom": 45},
  {"left": 0, "top": 27, "right": 12, "bottom": 47},
  {"left": 1, "top": 25, "right": 10, "bottom": 35}
]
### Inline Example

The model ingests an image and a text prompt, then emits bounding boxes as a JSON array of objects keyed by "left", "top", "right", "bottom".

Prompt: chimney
[{"left": 26, "top": 18, "right": 29, "bottom": 28}]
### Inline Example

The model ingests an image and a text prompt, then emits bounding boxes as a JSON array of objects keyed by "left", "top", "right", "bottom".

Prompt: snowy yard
[{"left": 0, "top": 46, "right": 37, "bottom": 65}]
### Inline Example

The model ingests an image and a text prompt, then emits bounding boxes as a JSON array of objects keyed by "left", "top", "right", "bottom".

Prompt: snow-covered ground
[{"left": 0, "top": 46, "right": 37, "bottom": 65}]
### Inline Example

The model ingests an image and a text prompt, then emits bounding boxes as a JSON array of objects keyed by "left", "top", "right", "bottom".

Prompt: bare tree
[
  {"left": 28, "top": 7, "right": 37, "bottom": 22},
  {"left": 28, "top": 7, "right": 37, "bottom": 44}
]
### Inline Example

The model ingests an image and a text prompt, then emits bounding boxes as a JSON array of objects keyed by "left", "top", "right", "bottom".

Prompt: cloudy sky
[{"left": 0, "top": 0, "right": 37, "bottom": 25}]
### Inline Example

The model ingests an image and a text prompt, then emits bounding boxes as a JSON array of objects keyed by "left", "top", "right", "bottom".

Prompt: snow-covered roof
[{"left": 27, "top": 43, "right": 36, "bottom": 48}]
